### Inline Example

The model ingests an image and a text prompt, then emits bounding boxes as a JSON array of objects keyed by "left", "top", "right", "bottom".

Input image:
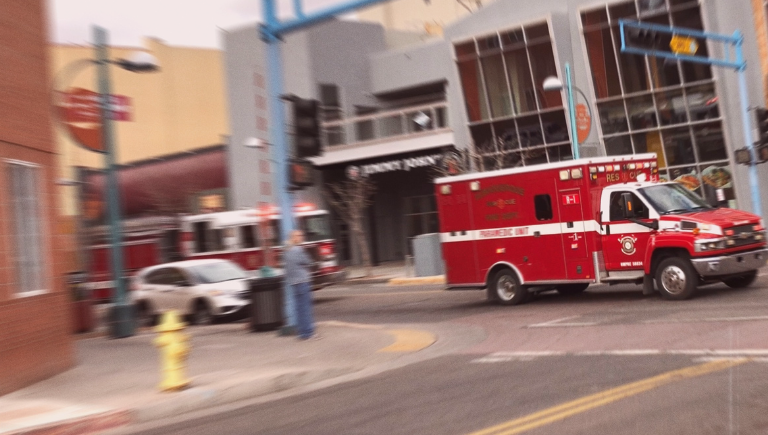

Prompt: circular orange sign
[{"left": 576, "top": 103, "right": 591, "bottom": 144}]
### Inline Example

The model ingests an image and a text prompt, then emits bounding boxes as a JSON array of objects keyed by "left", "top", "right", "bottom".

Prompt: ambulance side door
[
  {"left": 600, "top": 190, "right": 654, "bottom": 272},
  {"left": 558, "top": 188, "right": 590, "bottom": 280}
]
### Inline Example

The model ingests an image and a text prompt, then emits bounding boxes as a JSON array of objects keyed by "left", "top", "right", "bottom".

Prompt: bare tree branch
[{"left": 323, "top": 177, "right": 376, "bottom": 277}]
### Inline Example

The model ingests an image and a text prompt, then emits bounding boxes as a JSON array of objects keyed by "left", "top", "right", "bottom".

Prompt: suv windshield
[
  {"left": 190, "top": 261, "right": 248, "bottom": 284},
  {"left": 638, "top": 183, "right": 713, "bottom": 215}
]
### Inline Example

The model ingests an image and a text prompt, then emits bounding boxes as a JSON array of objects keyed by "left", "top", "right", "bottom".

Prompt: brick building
[{"left": 0, "top": 0, "right": 74, "bottom": 394}]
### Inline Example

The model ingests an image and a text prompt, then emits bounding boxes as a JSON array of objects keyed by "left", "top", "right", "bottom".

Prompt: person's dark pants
[{"left": 293, "top": 282, "right": 315, "bottom": 339}]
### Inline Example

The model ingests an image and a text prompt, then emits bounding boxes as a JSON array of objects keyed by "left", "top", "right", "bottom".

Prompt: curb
[
  {"left": 388, "top": 276, "right": 445, "bottom": 286},
  {"left": 5, "top": 410, "right": 131, "bottom": 435},
  {"left": 341, "top": 277, "right": 393, "bottom": 286},
  {"left": 132, "top": 366, "right": 355, "bottom": 425}
]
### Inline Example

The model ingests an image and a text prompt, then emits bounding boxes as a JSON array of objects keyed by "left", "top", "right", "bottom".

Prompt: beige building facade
[
  {"left": 356, "top": 0, "right": 495, "bottom": 36},
  {"left": 50, "top": 38, "right": 230, "bottom": 216}
]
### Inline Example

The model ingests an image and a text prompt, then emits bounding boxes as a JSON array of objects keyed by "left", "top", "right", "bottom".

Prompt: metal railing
[{"left": 322, "top": 102, "right": 449, "bottom": 148}]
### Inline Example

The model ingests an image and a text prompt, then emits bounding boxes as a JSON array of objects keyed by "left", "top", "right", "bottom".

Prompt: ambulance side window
[
  {"left": 609, "top": 192, "right": 649, "bottom": 221},
  {"left": 534, "top": 194, "right": 553, "bottom": 221},
  {"left": 240, "top": 225, "right": 258, "bottom": 249}
]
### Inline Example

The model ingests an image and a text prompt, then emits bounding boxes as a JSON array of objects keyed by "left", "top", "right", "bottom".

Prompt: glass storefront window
[
  {"left": 481, "top": 54, "right": 513, "bottom": 118},
  {"left": 693, "top": 122, "right": 728, "bottom": 163},
  {"left": 626, "top": 94, "right": 657, "bottom": 130},
  {"left": 608, "top": 1, "right": 636, "bottom": 20},
  {"left": 662, "top": 127, "right": 696, "bottom": 166},
  {"left": 632, "top": 131, "right": 667, "bottom": 167},
  {"left": 504, "top": 47, "right": 536, "bottom": 114},
  {"left": 524, "top": 22, "right": 550, "bottom": 42},
  {"left": 457, "top": 57, "right": 489, "bottom": 122},
  {"left": 655, "top": 88, "right": 687, "bottom": 126},
  {"left": 493, "top": 118, "right": 520, "bottom": 151},
  {"left": 540, "top": 110, "right": 569, "bottom": 144},
  {"left": 605, "top": 134, "right": 633, "bottom": 156},
  {"left": 529, "top": 42, "right": 561, "bottom": 109},
  {"left": 699, "top": 162, "right": 735, "bottom": 205},
  {"left": 612, "top": 26, "right": 650, "bottom": 94},
  {"left": 457, "top": 21, "right": 567, "bottom": 170},
  {"left": 668, "top": 165, "right": 702, "bottom": 197},
  {"left": 584, "top": 26, "right": 622, "bottom": 99},
  {"left": 686, "top": 83, "right": 719, "bottom": 122},
  {"left": 547, "top": 144, "right": 573, "bottom": 162},
  {"left": 470, "top": 123, "right": 495, "bottom": 154},
  {"left": 597, "top": 100, "right": 629, "bottom": 134},
  {"left": 638, "top": 0, "right": 668, "bottom": 16},
  {"left": 517, "top": 114, "right": 544, "bottom": 147},
  {"left": 523, "top": 147, "right": 548, "bottom": 165},
  {"left": 501, "top": 28, "right": 525, "bottom": 48},
  {"left": 581, "top": 7, "right": 608, "bottom": 28}
]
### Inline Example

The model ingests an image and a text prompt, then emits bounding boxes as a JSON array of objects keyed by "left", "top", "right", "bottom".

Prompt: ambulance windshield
[{"left": 638, "top": 183, "right": 713, "bottom": 215}]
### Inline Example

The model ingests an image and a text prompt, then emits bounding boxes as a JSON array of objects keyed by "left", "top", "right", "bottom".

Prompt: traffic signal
[
  {"left": 292, "top": 98, "right": 321, "bottom": 158},
  {"left": 757, "top": 143, "right": 768, "bottom": 164},
  {"left": 288, "top": 158, "right": 314, "bottom": 191},
  {"left": 734, "top": 147, "right": 752, "bottom": 165},
  {"left": 755, "top": 108, "right": 768, "bottom": 146}
]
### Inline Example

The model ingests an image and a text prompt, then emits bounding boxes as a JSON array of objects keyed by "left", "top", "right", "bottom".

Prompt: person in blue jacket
[{"left": 284, "top": 229, "right": 319, "bottom": 340}]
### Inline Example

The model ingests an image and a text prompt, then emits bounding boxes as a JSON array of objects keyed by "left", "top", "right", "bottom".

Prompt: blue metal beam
[{"left": 266, "top": 0, "right": 390, "bottom": 36}]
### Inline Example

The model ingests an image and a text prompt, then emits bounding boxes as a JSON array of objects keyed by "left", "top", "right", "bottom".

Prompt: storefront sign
[
  {"left": 55, "top": 87, "right": 133, "bottom": 153},
  {"left": 346, "top": 152, "right": 445, "bottom": 179}
]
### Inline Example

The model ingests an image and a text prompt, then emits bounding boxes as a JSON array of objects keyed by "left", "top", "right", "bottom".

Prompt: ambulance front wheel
[
  {"left": 655, "top": 257, "right": 697, "bottom": 300},
  {"left": 489, "top": 269, "right": 528, "bottom": 305}
]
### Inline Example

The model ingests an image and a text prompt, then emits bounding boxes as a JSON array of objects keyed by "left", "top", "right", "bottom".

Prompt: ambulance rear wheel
[
  {"left": 490, "top": 269, "right": 528, "bottom": 305},
  {"left": 655, "top": 257, "right": 697, "bottom": 300},
  {"left": 556, "top": 283, "right": 589, "bottom": 295}
]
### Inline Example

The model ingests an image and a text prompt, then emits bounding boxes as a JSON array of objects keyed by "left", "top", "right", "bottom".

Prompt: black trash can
[{"left": 249, "top": 276, "right": 285, "bottom": 332}]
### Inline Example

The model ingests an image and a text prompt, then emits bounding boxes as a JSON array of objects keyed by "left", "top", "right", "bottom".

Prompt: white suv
[{"left": 131, "top": 259, "right": 251, "bottom": 326}]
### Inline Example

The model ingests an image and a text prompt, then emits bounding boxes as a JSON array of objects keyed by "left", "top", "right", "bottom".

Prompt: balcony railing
[{"left": 322, "top": 102, "right": 449, "bottom": 148}]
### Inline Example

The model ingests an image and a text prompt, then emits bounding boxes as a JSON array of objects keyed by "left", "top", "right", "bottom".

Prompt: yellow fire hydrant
[{"left": 153, "top": 310, "right": 191, "bottom": 392}]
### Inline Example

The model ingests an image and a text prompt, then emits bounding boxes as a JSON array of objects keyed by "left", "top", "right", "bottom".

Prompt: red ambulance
[{"left": 435, "top": 153, "right": 767, "bottom": 304}]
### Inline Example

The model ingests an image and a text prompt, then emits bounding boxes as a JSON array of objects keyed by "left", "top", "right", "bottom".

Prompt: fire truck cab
[{"left": 435, "top": 153, "right": 767, "bottom": 304}]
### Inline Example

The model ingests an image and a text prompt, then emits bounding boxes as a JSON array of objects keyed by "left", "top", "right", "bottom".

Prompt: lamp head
[
  {"left": 114, "top": 51, "right": 160, "bottom": 73},
  {"left": 244, "top": 137, "right": 268, "bottom": 150},
  {"left": 542, "top": 76, "right": 563, "bottom": 92}
]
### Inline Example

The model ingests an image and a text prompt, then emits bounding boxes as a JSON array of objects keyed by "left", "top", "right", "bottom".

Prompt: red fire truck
[
  {"left": 435, "top": 153, "right": 767, "bottom": 304},
  {"left": 85, "top": 203, "right": 344, "bottom": 301}
]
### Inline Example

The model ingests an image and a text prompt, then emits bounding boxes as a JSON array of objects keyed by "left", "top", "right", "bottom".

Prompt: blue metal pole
[
  {"left": 262, "top": 0, "right": 298, "bottom": 332},
  {"left": 94, "top": 26, "right": 134, "bottom": 338},
  {"left": 735, "top": 32, "right": 763, "bottom": 218},
  {"left": 565, "top": 62, "right": 579, "bottom": 160}
]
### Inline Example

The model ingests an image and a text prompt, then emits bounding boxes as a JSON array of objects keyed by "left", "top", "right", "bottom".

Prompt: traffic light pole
[
  {"left": 619, "top": 20, "right": 763, "bottom": 218},
  {"left": 260, "top": 0, "right": 391, "bottom": 334}
]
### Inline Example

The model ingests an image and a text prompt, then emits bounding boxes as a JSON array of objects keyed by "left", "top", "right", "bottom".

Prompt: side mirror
[{"left": 621, "top": 192, "right": 637, "bottom": 219}]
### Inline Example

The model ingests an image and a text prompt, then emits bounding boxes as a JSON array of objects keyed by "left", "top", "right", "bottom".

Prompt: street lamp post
[{"left": 543, "top": 62, "right": 594, "bottom": 160}]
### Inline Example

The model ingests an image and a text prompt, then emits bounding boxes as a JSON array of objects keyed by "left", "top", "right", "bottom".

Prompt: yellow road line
[
  {"left": 377, "top": 329, "right": 437, "bottom": 353},
  {"left": 469, "top": 358, "right": 749, "bottom": 435}
]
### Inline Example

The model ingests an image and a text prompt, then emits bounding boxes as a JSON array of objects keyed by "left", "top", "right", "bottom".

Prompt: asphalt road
[{"left": 134, "top": 275, "right": 768, "bottom": 434}]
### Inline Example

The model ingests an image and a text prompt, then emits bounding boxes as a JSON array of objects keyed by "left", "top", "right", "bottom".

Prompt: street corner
[
  {"left": 387, "top": 275, "right": 446, "bottom": 286},
  {"left": 316, "top": 321, "right": 436, "bottom": 353},
  {"left": 377, "top": 329, "right": 437, "bottom": 353}
]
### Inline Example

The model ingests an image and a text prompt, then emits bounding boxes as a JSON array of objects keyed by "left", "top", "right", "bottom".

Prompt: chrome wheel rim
[
  {"left": 496, "top": 275, "right": 516, "bottom": 300},
  {"left": 661, "top": 265, "right": 686, "bottom": 295}
]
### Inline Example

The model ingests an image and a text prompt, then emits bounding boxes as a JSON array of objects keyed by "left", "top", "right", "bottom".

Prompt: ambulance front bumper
[{"left": 690, "top": 248, "right": 768, "bottom": 277}]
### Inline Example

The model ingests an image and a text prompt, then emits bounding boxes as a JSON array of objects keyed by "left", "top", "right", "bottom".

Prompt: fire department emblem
[{"left": 619, "top": 236, "right": 638, "bottom": 255}]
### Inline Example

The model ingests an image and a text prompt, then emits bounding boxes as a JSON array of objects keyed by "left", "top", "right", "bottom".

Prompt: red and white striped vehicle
[
  {"left": 435, "top": 153, "right": 766, "bottom": 304},
  {"left": 85, "top": 203, "right": 344, "bottom": 302}
]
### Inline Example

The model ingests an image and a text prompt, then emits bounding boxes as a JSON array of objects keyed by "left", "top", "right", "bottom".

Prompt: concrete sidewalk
[
  {"left": 0, "top": 319, "right": 445, "bottom": 435},
  {"left": 343, "top": 261, "right": 445, "bottom": 286}
]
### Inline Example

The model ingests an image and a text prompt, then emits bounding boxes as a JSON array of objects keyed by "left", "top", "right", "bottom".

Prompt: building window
[
  {"left": 8, "top": 161, "right": 46, "bottom": 294},
  {"left": 454, "top": 20, "right": 570, "bottom": 168},
  {"left": 534, "top": 194, "right": 553, "bottom": 221},
  {"left": 580, "top": 0, "right": 733, "bottom": 207},
  {"left": 319, "top": 84, "right": 342, "bottom": 121}
]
